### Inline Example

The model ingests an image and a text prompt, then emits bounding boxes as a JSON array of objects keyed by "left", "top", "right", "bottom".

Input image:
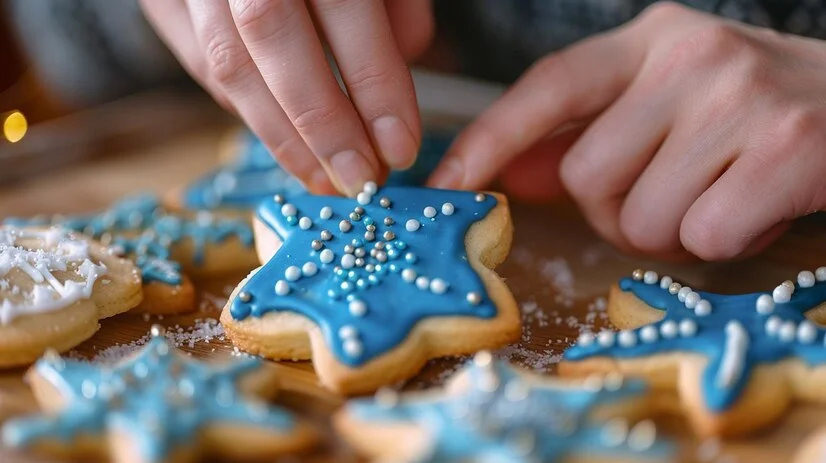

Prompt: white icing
[
  {"left": 618, "top": 330, "right": 637, "bottom": 348},
  {"left": 765, "top": 316, "right": 782, "bottom": 336},
  {"left": 684, "top": 292, "right": 701, "bottom": 309},
  {"left": 274, "top": 280, "right": 290, "bottom": 296},
  {"left": 643, "top": 271, "right": 658, "bottom": 285},
  {"left": 773, "top": 285, "right": 792, "bottom": 304},
  {"left": 639, "top": 325, "right": 658, "bottom": 343},
  {"left": 578, "top": 332, "right": 595, "bottom": 347},
  {"left": 755, "top": 294, "right": 775, "bottom": 315},
  {"left": 716, "top": 321, "right": 748, "bottom": 389},
  {"left": 659, "top": 276, "right": 673, "bottom": 290},
  {"left": 798, "top": 271, "right": 816, "bottom": 288},
  {"left": 694, "top": 300, "right": 712, "bottom": 316},
  {"left": 779, "top": 321, "right": 796, "bottom": 343},
  {"left": 677, "top": 287, "right": 692, "bottom": 302},
  {"left": 660, "top": 321, "right": 678, "bottom": 339},
  {"left": 597, "top": 331, "right": 615, "bottom": 348},
  {"left": 0, "top": 228, "right": 106, "bottom": 324},
  {"left": 678, "top": 319, "right": 697, "bottom": 337},
  {"left": 798, "top": 321, "right": 817, "bottom": 344},
  {"left": 816, "top": 267, "right": 826, "bottom": 282}
]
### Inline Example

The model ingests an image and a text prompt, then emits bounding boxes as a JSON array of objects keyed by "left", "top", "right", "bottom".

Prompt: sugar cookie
[
  {"left": 221, "top": 183, "right": 519, "bottom": 394},
  {"left": 6, "top": 195, "right": 256, "bottom": 314},
  {"left": 335, "top": 351, "right": 673, "bottom": 463},
  {"left": 795, "top": 426, "right": 826, "bottom": 463},
  {"left": 0, "top": 226, "right": 141, "bottom": 367},
  {"left": 561, "top": 269, "right": 826, "bottom": 437},
  {"left": 2, "top": 325, "right": 318, "bottom": 463}
]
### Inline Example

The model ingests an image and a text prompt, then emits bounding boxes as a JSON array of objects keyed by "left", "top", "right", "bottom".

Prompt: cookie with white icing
[
  {"left": 221, "top": 182, "right": 520, "bottom": 394},
  {"left": 0, "top": 226, "right": 141, "bottom": 367},
  {"left": 5, "top": 194, "right": 257, "bottom": 314},
  {"left": 560, "top": 269, "right": 826, "bottom": 437},
  {"left": 1, "top": 325, "right": 318, "bottom": 463},
  {"left": 335, "top": 352, "right": 673, "bottom": 463}
]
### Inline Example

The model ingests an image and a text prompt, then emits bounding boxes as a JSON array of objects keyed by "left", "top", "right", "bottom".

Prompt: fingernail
[
  {"left": 372, "top": 116, "right": 418, "bottom": 170},
  {"left": 330, "top": 150, "right": 375, "bottom": 196},
  {"left": 428, "top": 158, "right": 465, "bottom": 189}
]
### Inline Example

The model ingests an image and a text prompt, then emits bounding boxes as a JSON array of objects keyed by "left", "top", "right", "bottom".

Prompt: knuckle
[
  {"left": 651, "top": 24, "right": 749, "bottom": 80},
  {"left": 636, "top": 2, "right": 688, "bottom": 25},
  {"left": 290, "top": 100, "right": 342, "bottom": 133},
  {"left": 771, "top": 107, "right": 824, "bottom": 152},
  {"left": 203, "top": 32, "right": 251, "bottom": 85},
  {"left": 230, "top": 0, "right": 299, "bottom": 40},
  {"left": 346, "top": 63, "right": 397, "bottom": 93}
]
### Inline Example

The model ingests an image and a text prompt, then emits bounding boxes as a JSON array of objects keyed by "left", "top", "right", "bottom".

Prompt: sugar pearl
[
  {"left": 379, "top": 197, "right": 391, "bottom": 208},
  {"left": 668, "top": 283, "right": 682, "bottom": 295},
  {"left": 415, "top": 276, "right": 430, "bottom": 290},
  {"left": 659, "top": 276, "right": 673, "bottom": 290},
  {"left": 755, "top": 294, "right": 774, "bottom": 315},
  {"left": 383, "top": 231, "right": 396, "bottom": 241},
  {"left": 349, "top": 300, "right": 367, "bottom": 317},
  {"left": 798, "top": 270, "right": 816, "bottom": 288},
  {"left": 363, "top": 181, "right": 378, "bottom": 195},
  {"left": 341, "top": 254, "right": 356, "bottom": 269},
  {"left": 797, "top": 321, "right": 817, "bottom": 344},
  {"left": 631, "top": 269, "right": 644, "bottom": 281},
  {"left": 281, "top": 203, "right": 297, "bottom": 217},
  {"left": 618, "top": 330, "right": 637, "bottom": 347},
  {"left": 474, "top": 193, "right": 485, "bottom": 202},
  {"left": 679, "top": 319, "right": 697, "bottom": 337},
  {"left": 816, "top": 267, "right": 826, "bottom": 282},
  {"left": 782, "top": 280, "right": 796, "bottom": 291},
  {"left": 284, "top": 266, "right": 301, "bottom": 282},
  {"left": 684, "top": 292, "right": 701, "bottom": 309},
  {"left": 320, "top": 230, "right": 333, "bottom": 241},
  {"left": 424, "top": 206, "right": 437, "bottom": 218},
  {"left": 441, "top": 203, "right": 455, "bottom": 215},
  {"left": 773, "top": 285, "right": 792, "bottom": 304},
  {"left": 320, "top": 206, "right": 333, "bottom": 220},
  {"left": 343, "top": 339, "right": 363, "bottom": 357},
  {"left": 765, "top": 316, "right": 782, "bottom": 336},
  {"left": 274, "top": 280, "right": 290, "bottom": 296},
  {"left": 694, "top": 300, "right": 712, "bottom": 316},
  {"left": 298, "top": 217, "right": 312, "bottom": 230},
  {"left": 273, "top": 194, "right": 285, "bottom": 204},
  {"left": 660, "top": 321, "right": 678, "bottom": 338},
  {"left": 406, "top": 219, "right": 420, "bottom": 232},
  {"left": 578, "top": 332, "right": 595, "bottom": 346},
  {"left": 779, "top": 321, "right": 797, "bottom": 343},
  {"left": 401, "top": 269, "right": 417, "bottom": 283},
  {"left": 597, "top": 331, "right": 615, "bottom": 348},
  {"left": 677, "top": 287, "right": 692, "bottom": 302},
  {"left": 238, "top": 291, "right": 252, "bottom": 303},
  {"left": 339, "top": 220, "right": 352, "bottom": 233},
  {"left": 430, "top": 278, "right": 448, "bottom": 294},
  {"left": 640, "top": 325, "right": 658, "bottom": 343},
  {"left": 302, "top": 262, "right": 318, "bottom": 277},
  {"left": 339, "top": 325, "right": 357, "bottom": 339},
  {"left": 357, "top": 192, "right": 372, "bottom": 205},
  {"left": 643, "top": 271, "right": 658, "bottom": 285},
  {"left": 383, "top": 217, "right": 394, "bottom": 226},
  {"left": 466, "top": 292, "right": 482, "bottom": 305},
  {"left": 319, "top": 249, "right": 334, "bottom": 264}
]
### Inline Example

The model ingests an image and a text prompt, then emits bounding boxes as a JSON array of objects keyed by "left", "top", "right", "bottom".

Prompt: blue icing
[
  {"left": 183, "top": 129, "right": 454, "bottom": 210},
  {"left": 231, "top": 186, "right": 497, "bottom": 366},
  {"left": 347, "top": 358, "right": 672, "bottom": 463},
  {"left": 4, "top": 194, "right": 253, "bottom": 286},
  {"left": 1, "top": 331, "right": 295, "bottom": 462},
  {"left": 564, "top": 275, "right": 826, "bottom": 411}
]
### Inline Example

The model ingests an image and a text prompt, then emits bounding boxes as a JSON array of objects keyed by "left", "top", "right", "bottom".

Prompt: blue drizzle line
[
  {"left": 1, "top": 332, "right": 295, "bottom": 463},
  {"left": 347, "top": 358, "right": 672, "bottom": 463},
  {"left": 4, "top": 194, "right": 253, "bottom": 286},
  {"left": 231, "top": 186, "right": 497, "bottom": 366},
  {"left": 564, "top": 275, "right": 826, "bottom": 411},
  {"left": 182, "top": 129, "right": 455, "bottom": 210}
]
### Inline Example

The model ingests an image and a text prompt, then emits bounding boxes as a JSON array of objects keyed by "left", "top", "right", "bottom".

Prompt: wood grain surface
[{"left": 1, "top": 125, "right": 825, "bottom": 463}]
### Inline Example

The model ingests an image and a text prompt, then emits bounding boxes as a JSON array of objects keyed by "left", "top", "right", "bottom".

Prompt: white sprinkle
[
  {"left": 798, "top": 321, "right": 817, "bottom": 344},
  {"left": 798, "top": 270, "right": 816, "bottom": 288},
  {"left": 423, "top": 206, "right": 437, "bottom": 218},
  {"left": 401, "top": 269, "right": 417, "bottom": 283},
  {"left": 341, "top": 254, "right": 356, "bottom": 269},
  {"left": 298, "top": 217, "right": 312, "bottom": 230},
  {"left": 756, "top": 294, "right": 775, "bottom": 315},
  {"left": 779, "top": 321, "right": 797, "bottom": 343},
  {"left": 343, "top": 339, "right": 363, "bottom": 357},
  {"left": 618, "top": 330, "right": 637, "bottom": 347},
  {"left": 441, "top": 203, "right": 455, "bottom": 215},
  {"left": 659, "top": 276, "right": 673, "bottom": 290},
  {"left": 405, "top": 219, "right": 421, "bottom": 232},
  {"left": 357, "top": 192, "right": 372, "bottom": 205},
  {"left": 597, "top": 331, "right": 615, "bottom": 348},
  {"left": 684, "top": 292, "right": 701, "bottom": 309},
  {"left": 430, "top": 278, "right": 448, "bottom": 294},
  {"left": 349, "top": 300, "right": 367, "bottom": 317},
  {"left": 339, "top": 325, "right": 358, "bottom": 339},
  {"left": 302, "top": 262, "right": 318, "bottom": 277},
  {"left": 773, "top": 284, "right": 792, "bottom": 304},
  {"left": 677, "top": 286, "right": 692, "bottom": 302},
  {"left": 643, "top": 271, "right": 658, "bottom": 285},
  {"left": 319, "top": 249, "right": 334, "bottom": 264},
  {"left": 285, "top": 266, "right": 301, "bottom": 282},
  {"left": 281, "top": 203, "right": 297, "bottom": 217},
  {"left": 639, "top": 325, "right": 658, "bottom": 343},
  {"left": 363, "top": 181, "right": 378, "bottom": 195},
  {"left": 765, "top": 316, "right": 782, "bottom": 336},
  {"left": 339, "top": 220, "right": 352, "bottom": 233},
  {"left": 578, "top": 332, "right": 595, "bottom": 346},
  {"left": 679, "top": 319, "right": 697, "bottom": 337},
  {"left": 415, "top": 276, "right": 430, "bottom": 290},
  {"left": 816, "top": 267, "right": 826, "bottom": 282},
  {"left": 274, "top": 280, "right": 290, "bottom": 296},
  {"left": 694, "top": 300, "right": 712, "bottom": 316},
  {"left": 320, "top": 206, "right": 333, "bottom": 220}
]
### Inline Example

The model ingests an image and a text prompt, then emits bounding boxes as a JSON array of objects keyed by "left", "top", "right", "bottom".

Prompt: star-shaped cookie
[
  {"left": 2, "top": 325, "right": 317, "bottom": 463},
  {"left": 222, "top": 183, "right": 519, "bottom": 393},
  {"left": 561, "top": 269, "right": 826, "bottom": 437},
  {"left": 335, "top": 351, "right": 673, "bottom": 463}
]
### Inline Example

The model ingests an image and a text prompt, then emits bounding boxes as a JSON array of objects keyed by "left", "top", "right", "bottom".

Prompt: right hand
[{"left": 140, "top": 0, "right": 434, "bottom": 196}]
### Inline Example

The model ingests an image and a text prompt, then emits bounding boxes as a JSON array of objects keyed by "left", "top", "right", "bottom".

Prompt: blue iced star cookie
[
  {"left": 1, "top": 325, "right": 317, "bottom": 463},
  {"left": 562, "top": 268, "right": 826, "bottom": 436},
  {"left": 181, "top": 129, "right": 454, "bottom": 211},
  {"left": 222, "top": 183, "right": 519, "bottom": 393},
  {"left": 337, "top": 352, "right": 673, "bottom": 463}
]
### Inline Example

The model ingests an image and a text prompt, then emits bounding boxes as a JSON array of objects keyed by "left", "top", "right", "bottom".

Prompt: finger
[
  {"left": 229, "top": 0, "right": 380, "bottom": 196},
  {"left": 311, "top": 0, "right": 421, "bottom": 170},
  {"left": 428, "top": 26, "right": 647, "bottom": 190},
  {"left": 384, "top": 0, "right": 435, "bottom": 61},
  {"left": 139, "top": 0, "right": 234, "bottom": 112},
  {"left": 185, "top": 0, "right": 334, "bottom": 194}
]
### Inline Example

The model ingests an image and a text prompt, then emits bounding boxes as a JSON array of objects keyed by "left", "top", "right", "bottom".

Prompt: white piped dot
[
  {"left": 320, "top": 206, "right": 333, "bottom": 220},
  {"left": 281, "top": 203, "right": 297, "bottom": 217},
  {"left": 285, "top": 266, "right": 301, "bottom": 282},
  {"left": 405, "top": 219, "right": 420, "bottom": 232},
  {"left": 816, "top": 267, "right": 826, "bottom": 282},
  {"left": 341, "top": 254, "right": 356, "bottom": 269},
  {"left": 773, "top": 285, "right": 792, "bottom": 304},
  {"left": 798, "top": 271, "right": 816, "bottom": 288},
  {"left": 677, "top": 287, "right": 692, "bottom": 302},
  {"left": 597, "top": 331, "right": 615, "bottom": 348},
  {"left": 640, "top": 325, "right": 658, "bottom": 343},
  {"left": 339, "top": 325, "right": 358, "bottom": 339},
  {"left": 659, "top": 276, "right": 673, "bottom": 290},
  {"left": 302, "top": 262, "right": 318, "bottom": 277},
  {"left": 343, "top": 339, "right": 363, "bottom": 357},
  {"left": 679, "top": 319, "right": 697, "bottom": 337},
  {"left": 618, "top": 330, "right": 637, "bottom": 348},
  {"left": 319, "top": 249, "right": 334, "bottom": 264},
  {"left": 798, "top": 321, "right": 817, "bottom": 344},
  {"left": 684, "top": 292, "right": 701, "bottom": 309},
  {"left": 298, "top": 217, "right": 312, "bottom": 230},
  {"left": 643, "top": 271, "right": 658, "bottom": 285},
  {"left": 363, "top": 181, "right": 378, "bottom": 195},
  {"left": 694, "top": 300, "right": 712, "bottom": 316},
  {"left": 578, "top": 332, "right": 595, "bottom": 346},
  {"left": 441, "top": 203, "right": 455, "bottom": 216},
  {"left": 430, "top": 278, "right": 448, "bottom": 294},
  {"left": 357, "top": 192, "right": 372, "bottom": 205},
  {"left": 401, "top": 269, "right": 417, "bottom": 283},
  {"left": 756, "top": 294, "right": 775, "bottom": 315},
  {"left": 779, "top": 321, "right": 797, "bottom": 343},
  {"left": 349, "top": 300, "right": 367, "bottom": 317},
  {"left": 415, "top": 276, "right": 430, "bottom": 290},
  {"left": 765, "top": 316, "right": 782, "bottom": 336},
  {"left": 660, "top": 321, "right": 678, "bottom": 339},
  {"left": 423, "top": 206, "right": 437, "bottom": 218},
  {"left": 274, "top": 280, "right": 290, "bottom": 296}
]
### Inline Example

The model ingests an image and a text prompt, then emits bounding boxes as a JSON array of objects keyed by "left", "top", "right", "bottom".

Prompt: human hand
[
  {"left": 430, "top": 2, "right": 826, "bottom": 261},
  {"left": 140, "top": 0, "right": 433, "bottom": 196}
]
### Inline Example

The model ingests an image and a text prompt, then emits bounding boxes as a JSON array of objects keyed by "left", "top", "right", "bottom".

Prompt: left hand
[{"left": 429, "top": 2, "right": 826, "bottom": 261}]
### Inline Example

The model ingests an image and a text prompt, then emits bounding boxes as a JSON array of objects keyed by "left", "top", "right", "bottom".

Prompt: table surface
[{"left": 1, "top": 123, "right": 825, "bottom": 463}]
